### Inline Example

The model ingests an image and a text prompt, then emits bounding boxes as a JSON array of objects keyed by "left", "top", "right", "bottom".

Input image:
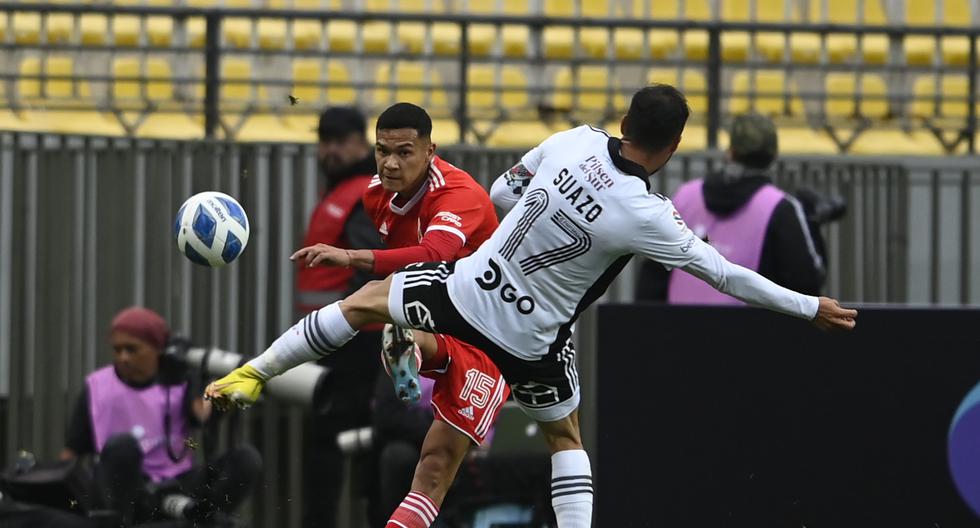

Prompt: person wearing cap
[
  {"left": 636, "top": 112, "right": 826, "bottom": 303},
  {"left": 298, "top": 106, "right": 384, "bottom": 528},
  {"left": 61, "top": 306, "right": 261, "bottom": 526}
]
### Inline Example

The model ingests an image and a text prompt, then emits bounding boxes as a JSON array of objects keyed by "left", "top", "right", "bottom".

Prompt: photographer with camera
[
  {"left": 61, "top": 307, "right": 261, "bottom": 527},
  {"left": 636, "top": 112, "right": 827, "bottom": 302}
]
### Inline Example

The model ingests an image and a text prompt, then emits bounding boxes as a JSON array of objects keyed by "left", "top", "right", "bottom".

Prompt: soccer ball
[{"left": 174, "top": 191, "right": 250, "bottom": 267}]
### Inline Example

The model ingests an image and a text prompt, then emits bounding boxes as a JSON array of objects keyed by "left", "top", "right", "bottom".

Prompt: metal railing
[
  {"left": 2, "top": 3, "right": 980, "bottom": 151},
  {"left": 2, "top": 130, "right": 979, "bottom": 525}
]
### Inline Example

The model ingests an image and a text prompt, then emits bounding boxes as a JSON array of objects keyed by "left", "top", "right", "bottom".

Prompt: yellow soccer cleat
[{"left": 204, "top": 364, "right": 266, "bottom": 410}]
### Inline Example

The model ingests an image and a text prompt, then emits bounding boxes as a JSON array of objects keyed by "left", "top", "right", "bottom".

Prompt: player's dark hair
[
  {"left": 376, "top": 102, "right": 433, "bottom": 139},
  {"left": 623, "top": 84, "right": 690, "bottom": 152}
]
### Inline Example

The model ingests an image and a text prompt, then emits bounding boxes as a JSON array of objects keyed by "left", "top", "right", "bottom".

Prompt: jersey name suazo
[
  {"left": 362, "top": 155, "right": 498, "bottom": 255},
  {"left": 447, "top": 126, "right": 706, "bottom": 361}
]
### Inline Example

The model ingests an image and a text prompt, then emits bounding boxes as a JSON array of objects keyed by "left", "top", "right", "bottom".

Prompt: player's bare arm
[{"left": 291, "top": 243, "right": 375, "bottom": 270}]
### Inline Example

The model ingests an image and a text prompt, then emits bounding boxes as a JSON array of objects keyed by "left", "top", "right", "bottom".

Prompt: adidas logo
[{"left": 457, "top": 405, "right": 475, "bottom": 421}]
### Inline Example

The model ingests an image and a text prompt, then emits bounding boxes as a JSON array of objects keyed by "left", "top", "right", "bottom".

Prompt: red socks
[{"left": 385, "top": 491, "right": 439, "bottom": 528}]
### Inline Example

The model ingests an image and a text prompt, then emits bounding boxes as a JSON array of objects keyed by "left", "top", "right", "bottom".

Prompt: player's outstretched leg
[
  {"left": 538, "top": 410, "right": 593, "bottom": 528},
  {"left": 205, "top": 276, "right": 396, "bottom": 408},
  {"left": 386, "top": 420, "right": 471, "bottom": 528}
]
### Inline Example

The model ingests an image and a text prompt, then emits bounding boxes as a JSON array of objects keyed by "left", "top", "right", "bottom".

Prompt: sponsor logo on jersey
[
  {"left": 457, "top": 405, "right": 475, "bottom": 420},
  {"left": 326, "top": 203, "right": 346, "bottom": 218},
  {"left": 379, "top": 221, "right": 389, "bottom": 236},
  {"left": 435, "top": 211, "right": 463, "bottom": 227},
  {"left": 475, "top": 259, "right": 535, "bottom": 314},
  {"left": 578, "top": 155, "right": 615, "bottom": 191},
  {"left": 672, "top": 209, "right": 688, "bottom": 233}
]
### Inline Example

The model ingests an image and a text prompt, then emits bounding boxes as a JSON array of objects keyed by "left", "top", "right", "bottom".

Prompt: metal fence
[
  {"left": 1, "top": 131, "right": 979, "bottom": 526},
  {"left": 2, "top": 2, "right": 980, "bottom": 152}
]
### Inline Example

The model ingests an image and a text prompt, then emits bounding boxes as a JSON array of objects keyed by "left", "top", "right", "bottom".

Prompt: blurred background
[{"left": 1, "top": 0, "right": 980, "bottom": 527}]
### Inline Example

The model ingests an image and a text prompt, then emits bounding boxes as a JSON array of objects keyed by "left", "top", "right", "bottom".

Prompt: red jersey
[{"left": 362, "top": 155, "right": 498, "bottom": 274}]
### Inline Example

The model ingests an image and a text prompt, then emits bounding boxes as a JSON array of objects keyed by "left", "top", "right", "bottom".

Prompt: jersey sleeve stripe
[{"left": 426, "top": 224, "right": 467, "bottom": 244}]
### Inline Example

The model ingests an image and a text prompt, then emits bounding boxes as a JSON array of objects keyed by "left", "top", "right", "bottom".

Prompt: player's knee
[{"left": 341, "top": 278, "right": 391, "bottom": 324}]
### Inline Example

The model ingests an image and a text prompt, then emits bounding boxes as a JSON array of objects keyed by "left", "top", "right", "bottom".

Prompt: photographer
[
  {"left": 636, "top": 112, "right": 827, "bottom": 302},
  {"left": 61, "top": 307, "right": 261, "bottom": 526}
]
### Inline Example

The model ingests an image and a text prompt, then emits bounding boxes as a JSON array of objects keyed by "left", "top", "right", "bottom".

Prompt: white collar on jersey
[{"left": 388, "top": 161, "right": 440, "bottom": 215}]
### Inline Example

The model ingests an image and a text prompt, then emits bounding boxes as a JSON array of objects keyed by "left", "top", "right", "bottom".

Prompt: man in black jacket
[{"left": 636, "top": 112, "right": 826, "bottom": 302}]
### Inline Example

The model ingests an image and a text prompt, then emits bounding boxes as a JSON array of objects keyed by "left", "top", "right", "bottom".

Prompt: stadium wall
[{"left": 0, "top": 132, "right": 978, "bottom": 525}]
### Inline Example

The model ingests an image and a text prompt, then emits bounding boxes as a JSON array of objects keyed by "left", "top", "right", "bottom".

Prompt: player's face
[
  {"left": 110, "top": 330, "right": 160, "bottom": 384},
  {"left": 375, "top": 128, "right": 435, "bottom": 194},
  {"left": 318, "top": 132, "right": 365, "bottom": 178}
]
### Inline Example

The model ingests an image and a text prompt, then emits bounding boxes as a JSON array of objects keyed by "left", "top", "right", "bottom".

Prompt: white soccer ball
[{"left": 174, "top": 191, "right": 250, "bottom": 267}]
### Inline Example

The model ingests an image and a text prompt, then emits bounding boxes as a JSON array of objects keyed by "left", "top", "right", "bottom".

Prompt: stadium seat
[
  {"left": 466, "top": 65, "right": 530, "bottom": 118},
  {"left": 465, "top": 0, "right": 531, "bottom": 57},
  {"left": 658, "top": 0, "right": 711, "bottom": 60},
  {"left": 849, "top": 130, "right": 947, "bottom": 155},
  {"left": 221, "top": 58, "right": 254, "bottom": 110},
  {"left": 729, "top": 70, "right": 804, "bottom": 116},
  {"left": 16, "top": 57, "right": 124, "bottom": 136},
  {"left": 910, "top": 75, "right": 975, "bottom": 119},
  {"left": 13, "top": 12, "right": 41, "bottom": 45},
  {"left": 904, "top": 0, "right": 971, "bottom": 66},
  {"left": 236, "top": 114, "right": 313, "bottom": 143},
  {"left": 647, "top": 68, "right": 707, "bottom": 115},
  {"left": 776, "top": 127, "right": 839, "bottom": 154},
  {"left": 824, "top": 73, "right": 889, "bottom": 119},
  {"left": 291, "top": 59, "right": 356, "bottom": 105},
  {"left": 815, "top": 0, "right": 889, "bottom": 64},
  {"left": 542, "top": 0, "right": 613, "bottom": 59},
  {"left": 373, "top": 62, "right": 448, "bottom": 111},
  {"left": 552, "top": 66, "right": 627, "bottom": 118},
  {"left": 485, "top": 121, "right": 558, "bottom": 148},
  {"left": 265, "top": 0, "right": 326, "bottom": 49}
]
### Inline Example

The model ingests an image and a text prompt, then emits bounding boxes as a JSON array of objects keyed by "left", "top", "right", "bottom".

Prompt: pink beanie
[{"left": 110, "top": 307, "right": 170, "bottom": 350}]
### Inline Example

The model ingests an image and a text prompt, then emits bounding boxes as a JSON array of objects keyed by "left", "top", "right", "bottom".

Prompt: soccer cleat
[
  {"left": 381, "top": 324, "right": 423, "bottom": 403},
  {"left": 204, "top": 364, "right": 266, "bottom": 410}
]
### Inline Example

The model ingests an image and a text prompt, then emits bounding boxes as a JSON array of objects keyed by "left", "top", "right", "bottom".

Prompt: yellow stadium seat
[
  {"left": 905, "top": 0, "right": 972, "bottom": 65},
  {"left": 486, "top": 121, "right": 558, "bottom": 148},
  {"left": 326, "top": 20, "right": 357, "bottom": 52},
  {"left": 13, "top": 13, "right": 41, "bottom": 45},
  {"left": 136, "top": 113, "right": 205, "bottom": 140},
  {"left": 825, "top": 73, "right": 889, "bottom": 119},
  {"left": 849, "top": 130, "right": 946, "bottom": 155},
  {"left": 911, "top": 75, "right": 975, "bottom": 118},
  {"left": 15, "top": 58, "right": 123, "bottom": 136},
  {"left": 0, "top": 13, "right": 5, "bottom": 43},
  {"left": 19, "top": 57, "right": 90, "bottom": 102},
  {"left": 776, "top": 128, "right": 839, "bottom": 154},
  {"left": 221, "top": 58, "right": 254, "bottom": 110},
  {"left": 291, "top": 59, "right": 356, "bottom": 105},
  {"left": 552, "top": 66, "right": 625, "bottom": 115},
  {"left": 815, "top": 0, "right": 889, "bottom": 63},
  {"left": 647, "top": 69, "right": 707, "bottom": 115},
  {"left": 466, "top": 65, "right": 529, "bottom": 117},
  {"left": 236, "top": 114, "right": 313, "bottom": 143},
  {"left": 464, "top": 0, "right": 530, "bottom": 57},
  {"left": 542, "top": 0, "right": 611, "bottom": 59},
  {"left": 112, "top": 14, "right": 174, "bottom": 47},
  {"left": 729, "top": 70, "right": 804, "bottom": 116},
  {"left": 46, "top": 13, "right": 73, "bottom": 44},
  {"left": 373, "top": 62, "right": 448, "bottom": 110},
  {"left": 673, "top": 126, "right": 730, "bottom": 152},
  {"left": 263, "top": 0, "right": 328, "bottom": 49}
]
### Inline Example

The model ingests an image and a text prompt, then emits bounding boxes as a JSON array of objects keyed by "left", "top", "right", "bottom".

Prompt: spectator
[
  {"left": 636, "top": 112, "right": 825, "bottom": 302},
  {"left": 298, "top": 106, "right": 383, "bottom": 528},
  {"left": 61, "top": 307, "right": 261, "bottom": 526}
]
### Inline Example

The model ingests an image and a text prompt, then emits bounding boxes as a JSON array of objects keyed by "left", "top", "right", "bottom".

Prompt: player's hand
[
  {"left": 290, "top": 243, "right": 350, "bottom": 268},
  {"left": 204, "top": 365, "right": 266, "bottom": 411},
  {"left": 811, "top": 297, "right": 858, "bottom": 331}
]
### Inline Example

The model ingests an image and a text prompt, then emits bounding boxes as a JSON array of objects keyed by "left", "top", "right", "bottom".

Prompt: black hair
[
  {"left": 317, "top": 106, "right": 367, "bottom": 141},
  {"left": 732, "top": 149, "right": 777, "bottom": 170},
  {"left": 623, "top": 84, "right": 690, "bottom": 152},
  {"left": 376, "top": 102, "right": 432, "bottom": 139}
]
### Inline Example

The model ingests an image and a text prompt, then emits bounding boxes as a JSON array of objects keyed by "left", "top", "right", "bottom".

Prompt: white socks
[
  {"left": 247, "top": 302, "right": 358, "bottom": 378},
  {"left": 551, "top": 449, "right": 593, "bottom": 528}
]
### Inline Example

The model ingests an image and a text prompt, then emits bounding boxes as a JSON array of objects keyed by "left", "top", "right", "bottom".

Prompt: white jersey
[{"left": 446, "top": 126, "right": 818, "bottom": 361}]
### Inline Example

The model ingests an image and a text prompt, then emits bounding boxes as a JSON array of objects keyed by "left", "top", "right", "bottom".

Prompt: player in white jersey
[{"left": 206, "top": 85, "right": 857, "bottom": 528}]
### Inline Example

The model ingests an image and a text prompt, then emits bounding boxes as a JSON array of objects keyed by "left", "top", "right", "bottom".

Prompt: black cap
[{"left": 317, "top": 106, "right": 367, "bottom": 142}]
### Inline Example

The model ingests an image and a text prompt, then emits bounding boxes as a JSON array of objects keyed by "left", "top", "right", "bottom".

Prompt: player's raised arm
[{"left": 631, "top": 196, "right": 857, "bottom": 330}]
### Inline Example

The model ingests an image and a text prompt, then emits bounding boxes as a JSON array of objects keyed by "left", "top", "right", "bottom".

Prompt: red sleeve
[
  {"left": 421, "top": 187, "right": 490, "bottom": 246},
  {"left": 371, "top": 230, "right": 464, "bottom": 276}
]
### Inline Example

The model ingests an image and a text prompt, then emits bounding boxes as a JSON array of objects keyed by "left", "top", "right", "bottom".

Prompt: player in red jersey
[{"left": 288, "top": 103, "right": 510, "bottom": 527}]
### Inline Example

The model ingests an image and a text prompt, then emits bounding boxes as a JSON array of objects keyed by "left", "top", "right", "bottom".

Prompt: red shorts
[{"left": 421, "top": 334, "right": 510, "bottom": 445}]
